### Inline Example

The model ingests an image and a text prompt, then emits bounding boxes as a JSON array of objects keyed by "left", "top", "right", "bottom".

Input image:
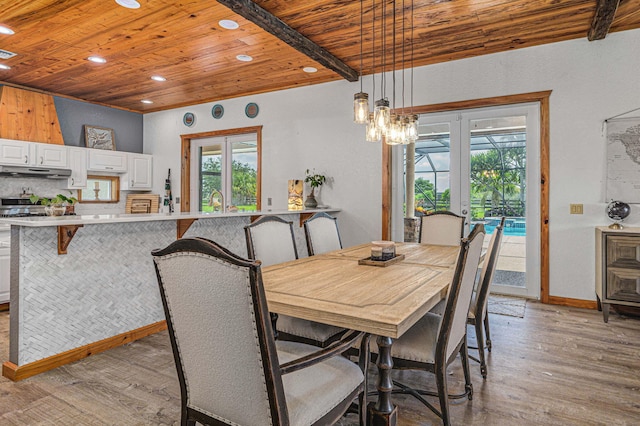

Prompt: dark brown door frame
[
  {"left": 382, "top": 91, "right": 554, "bottom": 304},
  {"left": 180, "top": 126, "right": 262, "bottom": 213}
]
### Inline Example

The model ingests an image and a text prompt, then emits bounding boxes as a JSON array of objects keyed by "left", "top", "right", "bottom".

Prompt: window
[
  {"left": 190, "top": 132, "right": 260, "bottom": 212},
  {"left": 78, "top": 175, "right": 120, "bottom": 203}
]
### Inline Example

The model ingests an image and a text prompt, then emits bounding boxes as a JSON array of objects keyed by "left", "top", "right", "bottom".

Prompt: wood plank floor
[{"left": 1, "top": 302, "right": 639, "bottom": 425}]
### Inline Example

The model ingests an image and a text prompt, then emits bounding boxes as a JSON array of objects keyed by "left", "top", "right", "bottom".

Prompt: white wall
[{"left": 144, "top": 28, "right": 640, "bottom": 302}]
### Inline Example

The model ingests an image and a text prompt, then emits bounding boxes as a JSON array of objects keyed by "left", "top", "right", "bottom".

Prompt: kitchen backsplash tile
[{"left": 0, "top": 176, "right": 126, "bottom": 214}]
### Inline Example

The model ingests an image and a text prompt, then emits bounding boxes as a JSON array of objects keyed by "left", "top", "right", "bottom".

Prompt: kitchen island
[{"left": 2, "top": 208, "right": 338, "bottom": 380}]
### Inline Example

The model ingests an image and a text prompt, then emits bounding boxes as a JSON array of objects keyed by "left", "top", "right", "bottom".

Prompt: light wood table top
[{"left": 261, "top": 243, "right": 459, "bottom": 338}]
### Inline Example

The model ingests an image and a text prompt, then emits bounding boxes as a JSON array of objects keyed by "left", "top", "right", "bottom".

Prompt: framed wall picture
[
  {"left": 245, "top": 102, "right": 259, "bottom": 118},
  {"left": 183, "top": 112, "right": 196, "bottom": 127},
  {"left": 84, "top": 125, "right": 116, "bottom": 150},
  {"left": 211, "top": 104, "right": 224, "bottom": 119}
]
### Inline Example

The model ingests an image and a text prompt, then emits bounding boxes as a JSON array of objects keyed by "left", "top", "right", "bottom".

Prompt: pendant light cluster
[{"left": 354, "top": 0, "right": 418, "bottom": 145}]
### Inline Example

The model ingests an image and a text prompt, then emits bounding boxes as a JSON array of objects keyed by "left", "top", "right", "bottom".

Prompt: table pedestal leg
[{"left": 368, "top": 336, "right": 397, "bottom": 426}]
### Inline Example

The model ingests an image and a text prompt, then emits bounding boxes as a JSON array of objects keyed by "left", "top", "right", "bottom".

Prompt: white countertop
[{"left": 0, "top": 208, "right": 340, "bottom": 227}]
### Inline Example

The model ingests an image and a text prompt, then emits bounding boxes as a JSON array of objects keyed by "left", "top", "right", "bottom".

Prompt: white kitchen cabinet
[
  {"left": 33, "top": 142, "right": 68, "bottom": 168},
  {"left": 121, "top": 153, "right": 153, "bottom": 190},
  {"left": 0, "top": 139, "right": 68, "bottom": 169},
  {"left": 63, "top": 147, "right": 88, "bottom": 189},
  {"left": 0, "top": 138, "right": 31, "bottom": 165},
  {"left": 87, "top": 149, "right": 128, "bottom": 173},
  {"left": 0, "top": 227, "right": 9, "bottom": 304}
]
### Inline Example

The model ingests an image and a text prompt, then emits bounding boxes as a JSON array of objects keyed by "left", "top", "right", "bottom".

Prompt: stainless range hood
[{"left": 0, "top": 164, "right": 72, "bottom": 179}]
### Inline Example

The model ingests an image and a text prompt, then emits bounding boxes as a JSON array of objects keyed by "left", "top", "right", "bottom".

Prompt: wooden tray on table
[{"left": 358, "top": 254, "right": 405, "bottom": 267}]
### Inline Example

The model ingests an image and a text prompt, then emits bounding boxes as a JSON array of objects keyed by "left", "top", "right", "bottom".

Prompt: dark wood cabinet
[{"left": 596, "top": 227, "right": 640, "bottom": 322}]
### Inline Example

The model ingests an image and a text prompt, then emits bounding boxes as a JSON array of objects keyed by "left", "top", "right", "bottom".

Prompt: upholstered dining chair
[
  {"left": 419, "top": 211, "right": 465, "bottom": 246},
  {"left": 245, "top": 215, "right": 346, "bottom": 347},
  {"left": 303, "top": 212, "right": 342, "bottom": 256},
  {"left": 370, "top": 224, "right": 485, "bottom": 426},
  {"left": 152, "top": 237, "right": 371, "bottom": 426},
  {"left": 244, "top": 215, "right": 299, "bottom": 267},
  {"left": 467, "top": 217, "right": 505, "bottom": 378}
]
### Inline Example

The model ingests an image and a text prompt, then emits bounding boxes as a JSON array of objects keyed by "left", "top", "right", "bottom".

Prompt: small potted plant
[
  {"left": 30, "top": 193, "right": 78, "bottom": 216},
  {"left": 304, "top": 169, "right": 326, "bottom": 208}
]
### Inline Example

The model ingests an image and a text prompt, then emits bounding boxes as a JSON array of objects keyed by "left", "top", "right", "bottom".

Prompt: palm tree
[{"left": 470, "top": 146, "right": 525, "bottom": 217}]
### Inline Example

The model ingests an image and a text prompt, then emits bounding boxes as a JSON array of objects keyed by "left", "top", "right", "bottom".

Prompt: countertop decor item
[
  {"left": 211, "top": 104, "right": 224, "bottom": 119},
  {"left": 245, "top": 102, "right": 259, "bottom": 118},
  {"left": 84, "top": 125, "right": 115, "bottom": 150},
  {"left": 126, "top": 194, "right": 160, "bottom": 214},
  {"left": 606, "top": 200, "right": 630, "bottom": 229},
  {"left": 304, "top": 169, "right": 326, "bottom": 209},
  {"left": 29, "top": 193, "right": 77, "bottom": 216},
  {"left": 288, "top": 179, "right": 303, "bottom": 210},
  {"left": 183, "top": 112, "right": 196, "bottom": 127}
]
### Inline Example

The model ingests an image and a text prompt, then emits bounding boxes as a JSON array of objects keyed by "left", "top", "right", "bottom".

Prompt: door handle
[
  {"left": 24, "top": 155, "right": 28, "bottom": 163},
  {"left": 462, "top": 209, "right": 468, "bottom": 215}
]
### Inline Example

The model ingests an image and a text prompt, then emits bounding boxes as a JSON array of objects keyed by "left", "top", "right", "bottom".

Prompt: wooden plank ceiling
[{"left": 0, "top": 0, "right": 638, "bottom": 113}]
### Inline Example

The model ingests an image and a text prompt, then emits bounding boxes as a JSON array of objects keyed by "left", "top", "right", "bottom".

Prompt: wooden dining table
[{"left": 261, "top": 242, "right": 460, "bottom": 426}]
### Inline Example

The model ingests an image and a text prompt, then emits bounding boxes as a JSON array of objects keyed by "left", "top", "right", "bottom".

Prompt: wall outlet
[
  {"left": 268, "top": 197, "right": 272, "bottom": 206},
  {"left": 175, "top": 196, "right": 180, "bottom": 204},
  {"left": 570, "top": 204, "right": 583, "bottom": 214}
]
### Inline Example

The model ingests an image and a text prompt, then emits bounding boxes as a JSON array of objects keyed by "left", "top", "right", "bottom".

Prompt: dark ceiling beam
[
  {"left": 588, "top": 0, "right": 621, "bottom": 41},
  {"left": 216, "top": 0, "right": 359, "bottom": 81}
]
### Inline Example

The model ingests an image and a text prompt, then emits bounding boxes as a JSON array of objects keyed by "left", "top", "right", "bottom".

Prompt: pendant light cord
[
  {"left": 392, "top": 0, "right": 396, "bottom": 110},
  {"left": 372, "top": 0, "right": 376, "bottom": 102},
  {"left": 381, "top": 0, "right": 386, "bottom": 99},
  {"left": 359, "top": 0, "right": 363, "bottom": 92},
  {"left": 410, "top": 0, "right": 414, "bottom": 113},
  {"left": 402, "top": 0, "right": 405, "bottom": 114}
]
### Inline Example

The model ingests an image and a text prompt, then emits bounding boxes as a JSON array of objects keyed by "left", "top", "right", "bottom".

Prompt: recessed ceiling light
[
  {"left": 141, "top": 99, "right": 153, "bottom": 104},
  {"left": 303, "top": 66, "right": 318, "bottom": 73},
  {"left": 87, "top": 56, "right": 107, "bottom": 64},
  {"left": 151, "top": 75, "right": 166, "bottom": 82},
  {"left": 236, "top": 54, "right": 253, "bottom": 62},
  {"left": 0, "top": 64, "right": 10, "bottom": 70},
  {"left": 219, "top": 19, "right": 239, "bottom": 30},
  {"left": 115, "top": 0, "right": 140, "bottom": 9},
  {"left": 0, "top": 25, "right": 14, "bottom": 35}
]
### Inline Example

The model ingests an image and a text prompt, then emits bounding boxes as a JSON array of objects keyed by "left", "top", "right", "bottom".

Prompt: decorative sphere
[{"left": 607, "top": 200, "right": 630, "bottom": 222}]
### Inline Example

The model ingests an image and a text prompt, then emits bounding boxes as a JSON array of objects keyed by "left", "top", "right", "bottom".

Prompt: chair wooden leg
[
  {"left": 460, "top": 340, "right": 473, "bottom": 401},
  {"left": 270, "top": 312, "right": 279, "bottom": 339},
  {"left": 484, "top": 314, "right": 492, "bottom": 352},
  {"left": 474, "top": 320, "right": 487, "bottom": 379},
  {"left": 181, "top": 409, "right": 195, "bottom": 426},
  {"left": 435, "top": 363, "right": 450, "bottom": 426}
]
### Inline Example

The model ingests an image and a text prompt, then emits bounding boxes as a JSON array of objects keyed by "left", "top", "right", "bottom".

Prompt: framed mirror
[{"left": 78, "top": 175, "right": 120, "bottom": 203}]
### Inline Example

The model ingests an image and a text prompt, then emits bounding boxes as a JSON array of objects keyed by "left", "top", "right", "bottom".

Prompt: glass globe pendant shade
[
  {"left": 399, "top": 116, "right": 410, "bottom": 145},
  {"left": 374, "top": 98, "right": 391, "bottom": 133},
  {"left": 386, "top": 114, "right": 402, "bottom": 145},
  {"left": 353, "top": 92, "right": 369, "bottom": 124},
  {"left": 365, "top": 113, "right": 381, "bottom": 142},
  {"left": 407, "top": 114, "right": 419, "bottom": 142}
]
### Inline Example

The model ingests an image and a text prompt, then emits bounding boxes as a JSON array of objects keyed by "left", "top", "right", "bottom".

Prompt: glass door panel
[
  {"left": 401, "top": 104, "right": 539, "bottom": 299},
  {"left": 230, "top": 139, "right": 258, "bottom": 211},
  {"left": 464, "top": 113, "right": 530, "bottom": 296},
  {"left": 413, "top": 122, "right": 452, "bottom": 215},
  {"left": 200, "top": 143, "right": 223, "bottom": 212}
]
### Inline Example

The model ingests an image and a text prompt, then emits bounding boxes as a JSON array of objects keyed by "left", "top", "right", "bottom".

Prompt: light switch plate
[{"left": 570, "top": 204, "right": 583, "bottom": 214}]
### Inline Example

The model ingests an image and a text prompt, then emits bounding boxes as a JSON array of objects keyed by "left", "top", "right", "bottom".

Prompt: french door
[{"left": 396, "top": 103, "right": 540, "bottom": 298}]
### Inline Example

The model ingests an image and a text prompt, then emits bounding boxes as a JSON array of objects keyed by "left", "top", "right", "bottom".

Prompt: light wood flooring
[{"left": 1, "top": 302, "right": 639, "bottom": 425}]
